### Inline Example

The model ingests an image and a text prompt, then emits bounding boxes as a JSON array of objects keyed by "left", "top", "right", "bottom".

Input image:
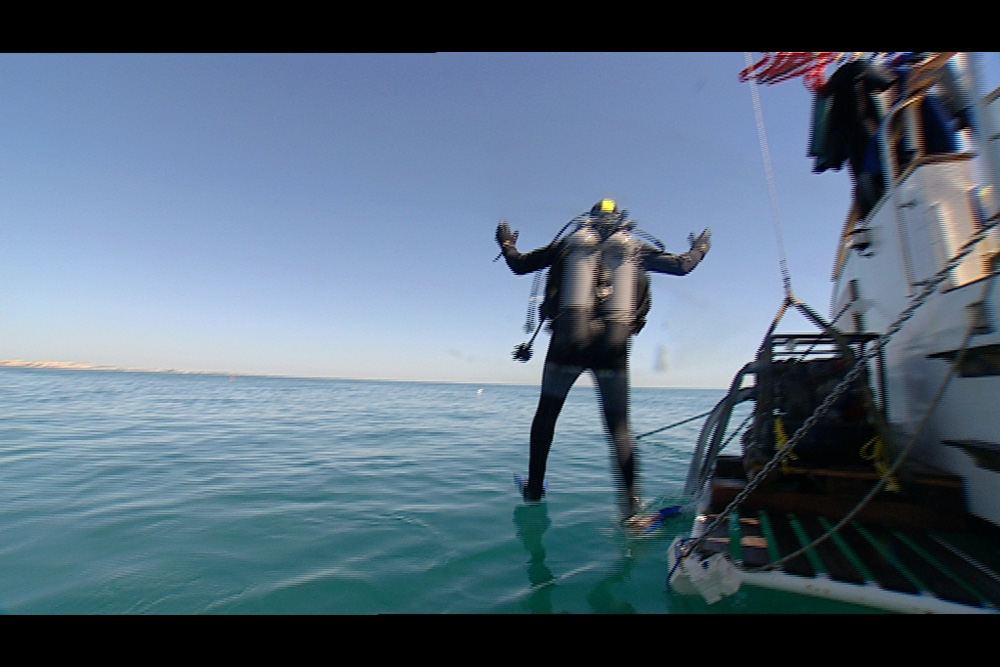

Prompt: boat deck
[{"left": 696, "top": 455, "right": 1000, "bottom": 612}]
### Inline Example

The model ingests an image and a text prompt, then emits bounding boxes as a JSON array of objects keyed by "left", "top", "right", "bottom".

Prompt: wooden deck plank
[
  {"left": 708, "top": 472, "right": 969, "bottom": 532},
  {"left": 699, "top": 513, "right": 732, "bottom": 557},
  {"left": 735, "top": 510, "right": 771, "bottom": 568}
]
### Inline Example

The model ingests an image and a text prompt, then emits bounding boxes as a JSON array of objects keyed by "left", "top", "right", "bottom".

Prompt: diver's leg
[
  {"left": 593, "top": 353, "right": 639, "bottom": 517},
  {"left": 525, "top": 359, "right": 581, "bottom": 500}
]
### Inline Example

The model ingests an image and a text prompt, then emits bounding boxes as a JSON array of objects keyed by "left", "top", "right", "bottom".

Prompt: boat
[{"left": 669, "top": 53, "right": 1000, "bottom": 613}]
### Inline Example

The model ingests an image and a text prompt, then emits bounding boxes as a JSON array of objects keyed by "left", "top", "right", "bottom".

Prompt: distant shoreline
[
  {"left": 0, "top": 359, "right": 718, "bottom": 390},
  {"left": 0, "top": 359, "right": 225, "bottom": 376},
  {"left": 0, "top": 360, "right": 528, "bottom": 387}
]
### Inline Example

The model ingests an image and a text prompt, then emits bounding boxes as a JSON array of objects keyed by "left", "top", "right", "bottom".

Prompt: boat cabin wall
[
  {"left": 824, "top": 71, "right": 1000, "bottom": 527},
  {"left": 831, "top": 82, "right": 1000, "bottom": 335}
]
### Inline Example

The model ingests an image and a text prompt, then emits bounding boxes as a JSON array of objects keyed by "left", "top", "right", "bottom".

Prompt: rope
[
  {"left": 746, "top": 51, "right": 793, "bottom": 297},
  {"left": 636, "top": 410, "right": 713, "bottom": 440},
  {"left": 859, "top": 435, "right": 900, "bottom": 493}
]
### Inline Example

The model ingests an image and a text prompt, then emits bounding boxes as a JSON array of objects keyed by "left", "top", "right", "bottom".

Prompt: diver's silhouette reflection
[
  {"left": 513, "top": 502, "right": 640, "bottom": 614},
  {"left": 513, "top": 503, "right": 554, "bottom": 613}
]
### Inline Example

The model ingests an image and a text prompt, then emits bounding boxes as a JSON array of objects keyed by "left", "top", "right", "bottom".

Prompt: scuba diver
[{"left": 496, "top": 199, "right": 711, "bottom": 520}]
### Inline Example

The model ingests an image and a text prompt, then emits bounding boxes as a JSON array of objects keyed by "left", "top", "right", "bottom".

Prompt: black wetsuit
[{"left": 501, "top": 229, "right": 708, "bottom": 515}]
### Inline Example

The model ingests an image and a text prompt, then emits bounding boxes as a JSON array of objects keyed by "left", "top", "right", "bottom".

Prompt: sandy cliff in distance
[
  {"left": 1, "top": 359, "right": 104, "bottom": 369},
  {"left": 0, "top": 360, "right": 198, "bottom": 374}
]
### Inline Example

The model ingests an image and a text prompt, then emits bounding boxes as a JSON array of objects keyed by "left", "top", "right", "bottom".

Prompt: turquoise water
[{"left": 1, "top": 367, "right": 867, "bottom": 614}]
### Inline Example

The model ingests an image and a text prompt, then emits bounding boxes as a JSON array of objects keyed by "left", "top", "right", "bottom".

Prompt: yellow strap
[
  {"left": 775, "top": 417, "right": 798, "bottom": 473},
  {"left": 859, "top": 435, "right": 900, "bottom": 493}
]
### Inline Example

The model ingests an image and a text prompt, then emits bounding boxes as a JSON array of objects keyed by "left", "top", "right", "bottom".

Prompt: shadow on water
[
  {"left": 513, "top": 504, "right": 555, "bottom": 613},
  {"left": 513, "top": 503, "right": 641, "bottom": 614}
]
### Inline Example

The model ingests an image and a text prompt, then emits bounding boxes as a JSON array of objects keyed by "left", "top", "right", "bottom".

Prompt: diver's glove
[
  {"left": 687, "top": 228, "right": 711, "bottom": 257},
  {"left": 496, "top": 221, "right": 519, "bottom": 250}
]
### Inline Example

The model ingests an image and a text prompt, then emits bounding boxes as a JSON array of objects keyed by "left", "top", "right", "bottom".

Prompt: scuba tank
[
  {"left": 596, "top": 227, "right": 641, "bottom": 350},
  {"left": 560, "top": 224, "right": 602, "bottom": 312},
  {"left": 557, "top": 223, "right": 602, "bottom": 354},
  {"left": 510, "top": 201, "right": 658, "bottom": 362},
  {"left": 597, "top": 228, "right": 639, "bottom": 325}
]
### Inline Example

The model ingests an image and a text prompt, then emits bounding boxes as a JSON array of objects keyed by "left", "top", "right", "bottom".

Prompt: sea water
[{"left": 0, "top": 367, "right": 868, "bottom": 614}]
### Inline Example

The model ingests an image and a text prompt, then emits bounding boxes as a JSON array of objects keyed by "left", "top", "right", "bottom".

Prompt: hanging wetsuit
[
  {"left": 809, "top": 60, "right": 895, "bottom": 217},
  {"left": 496, "top": 200, "right": 710, "bottom": 518}
]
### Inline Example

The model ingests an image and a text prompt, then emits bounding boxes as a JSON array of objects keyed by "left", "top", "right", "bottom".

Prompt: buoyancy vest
[{"left": 540, "top": 224, "right": 649, "bottom": 335}]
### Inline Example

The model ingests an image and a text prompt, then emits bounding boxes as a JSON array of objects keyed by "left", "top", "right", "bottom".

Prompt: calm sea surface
[{"left": 1, "top": 367, "right": 868, "bottom": 614}]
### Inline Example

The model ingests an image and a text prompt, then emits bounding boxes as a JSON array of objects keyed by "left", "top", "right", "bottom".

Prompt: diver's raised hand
[
  {"left": 496, "top": 221, "right": 519, "bottom": 249},
  {"left": 688, "top": 228, "right": 711, "bottom": 256}
]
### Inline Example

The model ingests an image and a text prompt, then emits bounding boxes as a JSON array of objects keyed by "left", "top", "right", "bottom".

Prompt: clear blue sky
[{"left": 5, "top": 53, "right": 994, "bottom": 388}]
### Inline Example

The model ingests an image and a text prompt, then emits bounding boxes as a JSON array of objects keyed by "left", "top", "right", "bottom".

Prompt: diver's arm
[
  {"left": 502, "top": 243, "right": 558, "bottom": 275},
  {"left": 496, "top": 221, "right": 557, "bottom": 275},
  {"left": 642, "top": 228, "right": 711, "bottom": 275}
]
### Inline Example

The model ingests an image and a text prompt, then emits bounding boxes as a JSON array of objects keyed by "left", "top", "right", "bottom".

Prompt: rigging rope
[
  {"left": 635, "top": 410, "right": 713, "bottom": 440},
  {"left": 746, "top": 51, "right": 793, "bottom": 298}
]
